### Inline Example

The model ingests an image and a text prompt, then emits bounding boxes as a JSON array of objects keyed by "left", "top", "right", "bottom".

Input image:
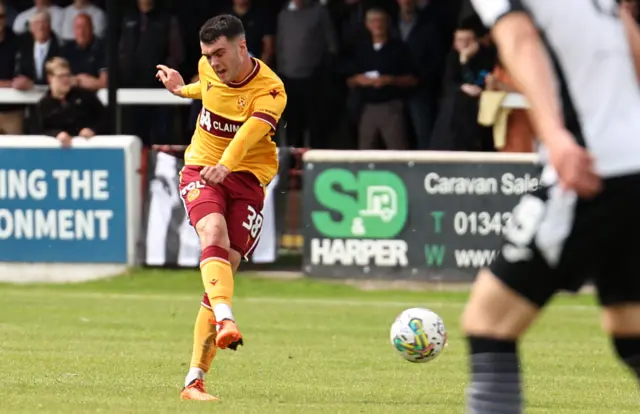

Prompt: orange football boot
[
  {"left": 180, "top": 379, "right": 219, "bottom": 401},
  {"left": 216, "top": 320, "right": 244, "bottom": 350}
]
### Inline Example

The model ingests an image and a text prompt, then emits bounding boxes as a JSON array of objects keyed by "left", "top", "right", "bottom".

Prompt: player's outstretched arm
[
  {"left": 620, "top": 7, "right": 640, "bottom": 82},
  {"left": 156, "top": 64, "right": 202, "bottom": 99}
]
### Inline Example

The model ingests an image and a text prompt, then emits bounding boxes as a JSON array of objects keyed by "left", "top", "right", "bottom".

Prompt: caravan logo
[{"left": 310, "top": 169, "right": 409, "bottom": 267}]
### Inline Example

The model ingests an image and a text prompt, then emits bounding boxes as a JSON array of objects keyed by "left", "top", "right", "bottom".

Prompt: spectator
[
  {"left": 395, "top": 0, "right": 443, "bottom": 149},
  {"left": 119, "top": 0, "right": 183, "bottom": 145},
  {"left": 0, "top": 0, "right": 17, "bottom": 28},
  {"left": 347, "top": 7, "right": 417, "bottom": 150},
  {"left": 62, "top": 13, "right": 106, "bottom": 91},
  {"left": 276, "top": 0, "right": 338, "bottom": 148},
  {"left": 13, "top": 0, "right": 63, "bottom": 39},
  {"left": 33, "top": 57, "right": 105, "bottom": 147},
  {"left": 14, "top": 10, "right": 62, "bottom": 89},
  {"left": 229, "top": 0, "right": 275, "bottom": 65},
  {"left": 430, "top": 16, "right": 496, "bottom": 151},
  {"left": 60, "top": 0, "right": 106, "bottom": 43},
  {"left": 0, "top": 2, "right": 23, "bottom": 134}
]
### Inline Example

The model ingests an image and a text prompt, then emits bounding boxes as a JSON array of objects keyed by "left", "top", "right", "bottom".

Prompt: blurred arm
[
  {"left": 621, "top": 6, "right": 640, "bottom": 82},
  {"left": 472, "top": 0, "right": 564, "bottom": 140}
]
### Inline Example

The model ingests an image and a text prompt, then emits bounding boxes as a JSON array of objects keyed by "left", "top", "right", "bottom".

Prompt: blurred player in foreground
[
  {"left": 156, "top": 14, "right": 286, "bottom": 401},
  {"left": 463, "top": 0, "right": 640, "bottom": 412}
]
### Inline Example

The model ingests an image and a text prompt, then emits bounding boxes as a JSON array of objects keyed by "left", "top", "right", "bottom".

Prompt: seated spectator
[
  {"left": 0, "top": 2, "right": 23, "bottom": 134},
  {"left": 431, "top": 16, "right": 496, "bottom": 151},
  {"left": 0, "top": 0, "right": 17, "bottom": 29},
  {"left": 14, "top": 10, "right": 62, "bottom": 89},
  {"left": 60, "top": 0, "right": 105, "bottom": 43},
  {"left": 347, "top": 7, "right": 417, "bottom": 150},
  {"left": 13, "top": 0, "right": 63, "bottom": 40},
  {"left": 61, "top": 13, "right": 106, "bottom": 91},
  {"left": 33, "top": 57, "right": 105, "bottom": 147}
]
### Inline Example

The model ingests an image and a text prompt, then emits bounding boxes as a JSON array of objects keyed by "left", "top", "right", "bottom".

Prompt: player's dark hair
[{"left": 199, "top": 14, "right": 245, "bottom": 44}]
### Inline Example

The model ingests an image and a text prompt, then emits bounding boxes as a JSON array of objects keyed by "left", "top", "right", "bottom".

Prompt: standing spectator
[
  {"left": 229, "top": 0, "right": 275, "bottom": 65},
  {"left": 119, "top": 0, "right": 183, "bottom": 146},
  {"left": 33, "top": 57, "right": 105, "bottom": 146},
  {"left": 62, "top": 13, "right": 106, "bottom": 91},
  {"left": 276, "top": 0, "right": 338, "bottom": 148},
  {"left": 430, "top": 16, "right": 496, "bottom": 151},
  {"left": 14, "top": 10, "right": 62, "bottom": 88},
  {"left": 347, "top": 8, "right": 417, "bottom": 150},
  {"left": 60, "top": 0, "right": 106, "bottom": 43},
  {"left": 0, "top": 0, "right": 17, "bottom": 28},
  {"left": 13, "top": 0, "right": 63, "bottom": 39},
  {"left": 395, "top": 0, "right": 443, "bottom": 149},
  {"left": 0, "top": 2, "right": 23, "bottom": 134}
]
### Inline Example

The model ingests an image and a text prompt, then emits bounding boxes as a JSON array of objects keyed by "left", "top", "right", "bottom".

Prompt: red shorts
[{"left": 179, "top": 166, "right": 265, "bottom": 260}]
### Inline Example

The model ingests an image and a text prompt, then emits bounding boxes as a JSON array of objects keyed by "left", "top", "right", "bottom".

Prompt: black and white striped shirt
[{"left": 472, "top": 0, "right": 640, "bottom": 178}]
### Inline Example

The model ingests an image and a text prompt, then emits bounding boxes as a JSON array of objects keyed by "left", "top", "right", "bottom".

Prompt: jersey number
[
  {"left": 242, "top": 206, "right": 263, "bottom": 239},
  {"left": 502, "top": 195, "right": 546, "bottom": 263}
]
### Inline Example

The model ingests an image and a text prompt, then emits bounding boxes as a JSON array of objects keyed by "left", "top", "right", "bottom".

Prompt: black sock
[
  {"left": 466, "top": 336, "right": 522, "bottom": 414},
  {"left": 613, "top": 337, "right": 640, "bottom": 380}
]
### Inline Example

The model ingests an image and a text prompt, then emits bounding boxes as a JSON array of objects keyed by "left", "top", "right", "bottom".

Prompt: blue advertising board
[{"left": 0, "top": 148, "right": 127, "bottom": 263}]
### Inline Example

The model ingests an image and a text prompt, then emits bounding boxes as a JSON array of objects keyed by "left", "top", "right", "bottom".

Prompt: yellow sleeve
[
  {"left": 218, "top": 117, "right": 272, "bottom": 170},
  {"left": 180, "top": 81, "right": 201, "bottom": 99},
  {"left": 251, "top": 86, "right": 287, "bottom": 131},
  {"left": 218, "top": 87, "right": 287, "bottom": 170}
]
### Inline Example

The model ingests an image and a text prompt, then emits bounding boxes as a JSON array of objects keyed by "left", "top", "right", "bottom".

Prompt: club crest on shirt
[
  {"left": 269, "top": 89, "right": 279, "bottom": 99},
  {"left": 186, "top": 188, "right": 200, "bottom": 203},
  {"left": 237, "top": 95, "right": 247, "bottom": 110}
]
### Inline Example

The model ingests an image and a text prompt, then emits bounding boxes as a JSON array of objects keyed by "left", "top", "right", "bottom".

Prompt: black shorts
[{"left": 491, "top": 173, "right": 640, "bottom": 307}]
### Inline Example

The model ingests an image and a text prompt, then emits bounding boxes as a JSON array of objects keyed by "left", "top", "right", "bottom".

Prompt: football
[{"left": 390, "top": 307, "right": 447, "bottom": 363}]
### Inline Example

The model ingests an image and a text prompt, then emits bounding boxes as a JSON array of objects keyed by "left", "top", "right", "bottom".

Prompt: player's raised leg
[{"left": 181, "top": 252, "right": 243, "bottom": 401}]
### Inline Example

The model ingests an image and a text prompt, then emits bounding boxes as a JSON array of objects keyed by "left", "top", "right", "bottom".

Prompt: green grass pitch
[{"left": 0, "top": 269, "right": 637, "bottom": 413}]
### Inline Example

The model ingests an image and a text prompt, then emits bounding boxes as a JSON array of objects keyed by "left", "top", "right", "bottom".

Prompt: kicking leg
[
  {"left": 195, "top": 212, "right": 243, "bottom": 350},
  {"left": 181, "top": 252, "right": 242, "bottom": 400},
  {"left": 461, "top": 269, "right": 544, "bottom": 414}
]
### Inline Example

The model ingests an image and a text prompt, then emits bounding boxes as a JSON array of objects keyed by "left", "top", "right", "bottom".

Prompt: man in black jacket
[
  {"left": 14, "top": 9, "right": 62, "bottom": 89},
  {"left": 34, "top": 56, "right": 105, "bottom": 146}
]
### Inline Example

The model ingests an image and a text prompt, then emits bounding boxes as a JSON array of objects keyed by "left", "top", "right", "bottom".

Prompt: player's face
[{"left": 201, "top": 37, "right": 245, "bottom": 84}]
